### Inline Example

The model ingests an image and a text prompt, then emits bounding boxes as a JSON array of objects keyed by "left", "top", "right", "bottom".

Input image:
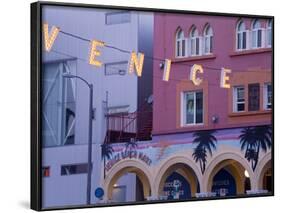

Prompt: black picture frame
[{"left": 31, "top": 1, "right": 274, "bottom": 211}]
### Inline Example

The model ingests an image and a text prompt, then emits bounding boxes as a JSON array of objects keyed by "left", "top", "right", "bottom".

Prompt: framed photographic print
[{"left": 31, "top": 1, "right": 274, "bottom": 211}]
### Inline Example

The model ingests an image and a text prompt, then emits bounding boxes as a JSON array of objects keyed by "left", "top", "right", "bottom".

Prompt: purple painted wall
[{"left": 153, "top": 13, "right": 272, "bottom": 135}]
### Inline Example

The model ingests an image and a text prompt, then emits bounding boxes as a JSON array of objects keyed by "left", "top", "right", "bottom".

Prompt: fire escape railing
[
  {"left": 107, "top": 112, "right": 137, "bottom": 134},
  {"left": 106, "top": 105, "right": 152, "bottom": 143}
]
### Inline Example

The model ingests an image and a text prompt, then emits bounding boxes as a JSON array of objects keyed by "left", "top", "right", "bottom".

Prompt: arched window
[
  {"left": 252, "top": 19, "right": 262, "bottom": 48},
  {"left": 175, "top": 29, "right": 186, "bottom": 57},
  {"left": 266, "top": 20, "right": 272, "bottom": 47},
  {"left": 203, "top": 25, "right": 213, "bottom": 54},
  {"left": 236, "top": 20, "right": 247, "bottom": 50},
  {"left": 190, "top": 27, "right": 200, "bottom": 56}
]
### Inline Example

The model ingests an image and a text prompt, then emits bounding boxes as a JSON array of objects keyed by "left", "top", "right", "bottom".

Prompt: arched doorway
[
  {"left": 157, "top": 163, "right": 200, "bottom": 200},
  {"left": 262, "top": 167, "right": 272, "bottom": 192},
  {"left": 212, "top": 168, "right": 237, "bottom": 196},
  {"left": 258, "top": 160, "right": 272, "bottom": 193},
  {"left": 163, "top": 171, "right": 192, "bottom": 200},
  {"left": 110, "top": 171, "right": 146, "bottom": 202},
  {"left": 207, "top": 159, "right": 251, "bottom": 197},
  {"left": 104, "top": 160, "right": 153, "bottom": 203}
]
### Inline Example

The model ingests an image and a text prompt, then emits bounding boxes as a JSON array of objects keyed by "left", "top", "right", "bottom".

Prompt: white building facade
[{"left": 41, "top": 5, "right": 153, "bottom": 208}]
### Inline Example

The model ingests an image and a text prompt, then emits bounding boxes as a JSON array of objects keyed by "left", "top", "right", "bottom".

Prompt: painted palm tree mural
[
  {"left": 192, "top": 146, "right": 207, "bottom": 174},
  {"left": 101, "top": 142, "right": 114, "bottom": 178},
  {"left": 239, "top": 125, "right": 272, "bottom": 171},
  {"left": 101, "top": 143, "right": 114, "bottom": 161},
  {"left": 192, "top": 130, "right": 217, "bottom": 174},
  {"left": 125, "top": 139, "right": 138, "bottom": 158},
  {"left": 239, "top": 127, "right": 257, "bottom": 169}
]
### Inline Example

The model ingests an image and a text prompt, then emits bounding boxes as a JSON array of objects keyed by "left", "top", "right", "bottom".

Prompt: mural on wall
[
  {"left": 192, "top": 130, "right": 217, "bottom": 174},
  {"left": 239, "top": 125, "right": 272, "bottom": 171}
]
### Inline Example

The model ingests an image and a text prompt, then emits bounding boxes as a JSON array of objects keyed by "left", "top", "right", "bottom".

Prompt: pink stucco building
[
  {"left": 102, "top": 13, "right": 273, "bottom": 201},
  {"left": 148, "top": 13, "right": 273, "bottom": 197},
  {"left": 153, "top": 13, "right": 272, "bottom": 135},
  {"left": 92, "top": 12, "right": 273, "bottom": 201}
]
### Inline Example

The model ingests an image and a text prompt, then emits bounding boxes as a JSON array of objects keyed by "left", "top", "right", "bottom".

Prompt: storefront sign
[
  {"left": 211, "top": 169, "right": 236, "bottom": 197},
  {"left": 105, "top": 150, "right": 152, "bottom": 172},
  {"left": 163, "top": 172, "right": 191, "bottom": 200},
  {"left": 94, "top": 187, "right": 104, "bottom": 199}
]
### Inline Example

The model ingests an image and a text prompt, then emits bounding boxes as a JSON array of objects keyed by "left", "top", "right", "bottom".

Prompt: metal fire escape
[{"left": 104, "top": 98, "right": 153, "bottom": 143}]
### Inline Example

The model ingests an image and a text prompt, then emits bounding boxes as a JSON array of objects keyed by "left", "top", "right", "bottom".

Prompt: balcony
[{"left": 105, "top": 105, "right": 152, "bottom": 143}]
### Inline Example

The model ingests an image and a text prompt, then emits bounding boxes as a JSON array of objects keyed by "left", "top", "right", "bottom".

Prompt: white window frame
[
  {"left": 42, "top": 61, "right": 76, "bottom": 147},
  {"left": 203, "top": 25, "right": 213, "bottom": 55},
  {"left": 105, "top": 11, "right": 131, "bottom": 25},
  {"left": 181, "top": 91, "right": 204, "bottom": 126},
  {"left": 104, "top": 61, "right": 128, "bottom": 76},
  {"left": 61, "top": 163, "right": 90, "bottom": 176},
  {"left": 175, "top": 29, "right": 186, "bottom": 58},
  {"left": 263, "top": 83, "right": 272, "bottom": 110},
  {"left": 236, "top": 21, "right": 247, "bottom": 51},
  {"left": 233, "top": 86, "right": 245, "bottom": 112},
  {"left": 251, "top": 19, "right": 263, "bottom": 49},
  {"left": 190, "top": 27, "right": 201, "bottom": 56},
  {"left": 266, "top": 20, "right": 272, "bottom": 48}
]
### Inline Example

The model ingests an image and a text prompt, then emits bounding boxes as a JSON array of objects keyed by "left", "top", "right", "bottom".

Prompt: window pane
[
  {"left": 205, "top": 37, "right": 210, "bottom": 53},
  {"left": 252, "top": 32, "right": 256, "bottom": 47},
  {"left": 210, "top": 36, "right": 213, "bottom": 53},
  {"left": 42, "top": 62, "right": 76, "bottom": 147},
  {"left": 248, "top": 84, "right": 260, "bottom": 111},
  {"left": 195, "top": 92, "right": 203, "bottom": 123},
  {"left": 105, "top": 12, "right": 131, "bottom": 25},
  {"left": 253, "top": 20, "right": 261, "bottom": 29},
  {"left": 267, "top": 84, "right": 272, "bottom": 109},
  {"left": 191, "top": 39, "right": 195, "bottom": 55},
  {"left": 237, "top": 103, "right": 245, "bottom": 111},
  {"left": 177, "top": 30, "right": 183, "bottom": 39},
  {"left": 186, "top": 93, "right": 194, "bottom": 124},
  {"left": 237, "top": 87, "right": 245, "bottom": 102},
  {"left": 196, "top": 38, "right": 200, "bottom": 55},
  {"left": 234, "top": 87, "right": 245, "bottom": 112},
  {"left": 42, "top": 63, "right": 61, "bottom": 147},
  {"left": 105, "top": 61, "right": 128, "bottom": 76},
  {"left": 177, "top": 41, "right": 180, "bottom": 56},
  {"left": 237, "top": 33, "right": 241, "bottom": 49},
  {"left": 61, "top": 163, "right": 90, "bottom": 176},
  {"left": 242, "top": 32, "right": 247, "bottom": 49},
  {"left": 182, "top": 40, "right": 185, "bottom": 56},
  {"left": 268, "top": 30, "right": 272, "bottom": 46},
  {"left": 257, "top": 30, "right": 262, "bottom": 47},
  {"left": 238, "top": 21, "right": 245, "bottom": 31}
]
